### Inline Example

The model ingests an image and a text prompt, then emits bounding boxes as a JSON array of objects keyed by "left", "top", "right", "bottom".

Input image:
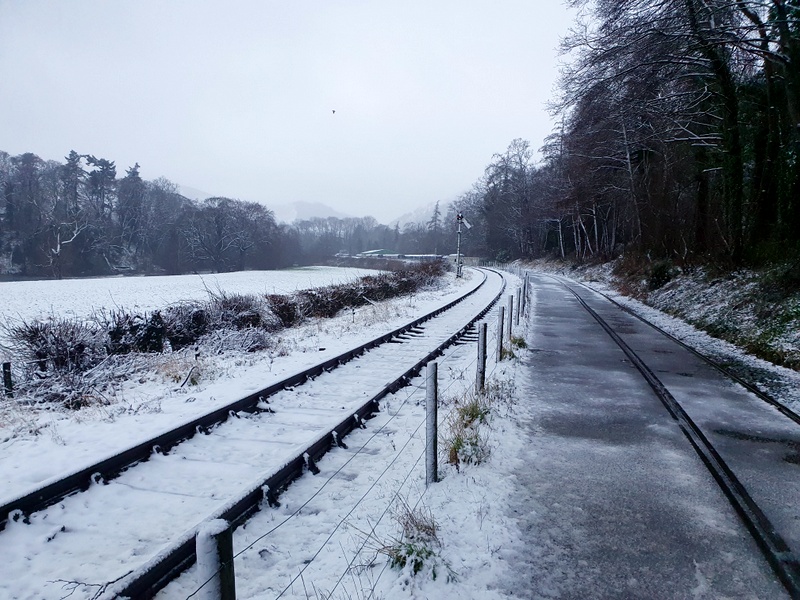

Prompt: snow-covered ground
[
  {"left": 2, "top": 262, "right": 793, "bottom": 599},
  {"left": 0, "top": 268, "right": 477, "bottom": 497},
  {"left": 0, "top": 267, "right": 532, "bottom": 599},
  {"left": 0, "top": 267, "right": 378, "bottom": 333}
]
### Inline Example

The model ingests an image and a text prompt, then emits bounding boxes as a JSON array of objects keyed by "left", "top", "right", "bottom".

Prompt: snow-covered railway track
[
  {"left": 546, "top": 274, "right": 800, "bottom": 598},
  {"left": 0, "top": 268, "right": 505, "bottom": 600}
]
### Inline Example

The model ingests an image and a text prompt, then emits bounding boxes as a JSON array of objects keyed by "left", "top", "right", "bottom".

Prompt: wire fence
[{"left": 182, "top": 271, "right": 527, "bottom": 599}]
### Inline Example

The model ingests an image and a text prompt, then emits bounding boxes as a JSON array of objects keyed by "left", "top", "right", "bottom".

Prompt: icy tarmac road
[{"left": 503, "top": 273, "right": 790, "bottom": 599}]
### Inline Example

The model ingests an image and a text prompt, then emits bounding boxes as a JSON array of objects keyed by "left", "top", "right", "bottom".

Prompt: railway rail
[
  {"left": 544, "top": 273, "right": 800, "bottom": 599},
  {"left": 0, "top": 267, "right": 507, "bottom": 600},
  {"left": 565, "top": 276, "right": 800, "bottom": 427}
]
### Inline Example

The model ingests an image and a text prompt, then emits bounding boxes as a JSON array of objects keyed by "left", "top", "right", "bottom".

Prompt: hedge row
[{"left": 6, "top": 261, "right": 446, "bottom": 377}]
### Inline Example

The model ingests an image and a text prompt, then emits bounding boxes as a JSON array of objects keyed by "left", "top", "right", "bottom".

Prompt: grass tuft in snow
[
  {"left": 377, "top": 498, "right": 455, "bottom": 582},
  {"left": 443, "top": 378, "right": 516, "bottom": 469}
]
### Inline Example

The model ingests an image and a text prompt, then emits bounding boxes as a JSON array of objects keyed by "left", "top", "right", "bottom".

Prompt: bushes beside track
[{"left": 4, "top": 261, "right": 447, "bottom": 391}]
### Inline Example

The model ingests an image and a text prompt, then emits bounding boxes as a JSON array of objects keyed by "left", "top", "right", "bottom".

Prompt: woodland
[
  {"left": 465, "top": 0, "right": 800, "bottom": 267},
  {"left": 2, "top": 0, "right": 799, "bottom": 279}
]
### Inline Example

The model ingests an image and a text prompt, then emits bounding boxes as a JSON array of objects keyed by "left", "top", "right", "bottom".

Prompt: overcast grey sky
[{"left": 0, "top": 1, "right": 574, "bottom": 224}]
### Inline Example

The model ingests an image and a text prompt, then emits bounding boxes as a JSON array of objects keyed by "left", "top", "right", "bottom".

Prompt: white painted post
[
  {"left": 426, "top": 361, "right": 438, "bottom": 486},
  {"left": 497, "top": 306, "right": 505, "bottom": 362},
  {"left": 476, "top": 323, "right": 487, "bottom": 392},
  {"left": 196, "top": 519, "right": 236, "bottom": 600}
]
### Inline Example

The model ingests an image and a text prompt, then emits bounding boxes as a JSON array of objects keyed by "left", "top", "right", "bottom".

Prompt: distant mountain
[
  {"left": 389, "top": 201, "right": 450, "bottom": 229},
  {"left": 177, "top": 185, "right": 215, "bottom": 201},
  {"left": 270, "top": 201, "right": 352, "bottom": 223}
]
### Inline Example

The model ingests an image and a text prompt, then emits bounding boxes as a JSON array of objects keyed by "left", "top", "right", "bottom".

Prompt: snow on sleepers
[
  {"left": 102, "top": 270, "right": 505, "bottom": 599},
  {"left": 0, "top": 270, "right": 489, "bottom": 529}
]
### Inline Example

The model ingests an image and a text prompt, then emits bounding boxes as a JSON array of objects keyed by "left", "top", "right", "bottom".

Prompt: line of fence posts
[
  {"left": 185, "top": 276, "right": 531, "bottom": 597},
  {"left": 497, "top": 275, "right": 530, "bottom": 363}
]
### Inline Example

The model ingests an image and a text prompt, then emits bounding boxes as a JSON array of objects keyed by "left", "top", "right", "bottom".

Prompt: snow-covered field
[{"left": 0, "top": 267, "right": 378, "bottom": 333}]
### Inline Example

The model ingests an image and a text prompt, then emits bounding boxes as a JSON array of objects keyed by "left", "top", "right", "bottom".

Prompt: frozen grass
[
  {"left": 443, "top": 379, "right": 517, "bottom": 470},
  {"left": 362, "top": 497, "right": 455, "bottom": 583}
]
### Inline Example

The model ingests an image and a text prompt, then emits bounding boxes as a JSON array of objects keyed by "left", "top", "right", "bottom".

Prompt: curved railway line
[
  {"left": 0, "top": 268, "right": 507, "bottom": 600},
  {"left": 544, "top": 273, "right": 800, "bottom": 599}
]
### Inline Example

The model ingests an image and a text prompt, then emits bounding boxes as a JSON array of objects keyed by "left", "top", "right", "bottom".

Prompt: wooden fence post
[
  {"left": 426, "top": 362, "right": 438, "bottom": 486},
  {"left": 196, "top": 519, "right": 236, "bottom": 600},
  {"left": 506, "top": 295, "right": 513, "bottom": 341},
  {"left": 515, "top": 288, "right": 521, "bottom": 326},
  {"left": 521, "top": 273, "right": 528, "bottom": 315},
  {"left": 476, "top": 323, "right": 487, "bottom": 393},
  {"left": 2, "top": 362, "right": 12, "bottom": 397},
  {"left": 497, "top": 306, "right": 505, "bottom": 362}
]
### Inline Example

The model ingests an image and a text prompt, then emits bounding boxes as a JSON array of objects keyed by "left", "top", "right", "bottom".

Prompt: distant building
[
  {"left": 403, "top": 254, "right": 443, "bottom": 262},
  {"left": 355, "top": 249, "right": 402, "bottom": 259}
]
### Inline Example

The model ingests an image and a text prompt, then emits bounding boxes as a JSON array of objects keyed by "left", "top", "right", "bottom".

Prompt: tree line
[
  {"left": 452, "top": 0, "right": 800, "bottom": 265},
  {"left": 0, "top": 150, "right": 298, "bottom": 278},
  {"left": 300, "top": 1, "right": 800, "bottom": 267},
  {"left": 0, "top": 150, "right": 466, "bottom": 279}
]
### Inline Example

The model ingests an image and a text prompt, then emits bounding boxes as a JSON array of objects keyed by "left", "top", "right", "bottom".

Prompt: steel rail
[
  {"left": 0, "top": 269, "right": 493, "bottom": 530},
  {"left": 102, "top": 268, "right": 506, "bottom": 599},
  {"left": 565, "top": 276, "right": 800, "bottom": 427},
  {"left": 547, "top": 274, "right": 800, "bottom": 599}
]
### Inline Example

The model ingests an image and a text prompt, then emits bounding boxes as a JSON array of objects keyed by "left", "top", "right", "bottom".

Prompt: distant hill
[
  {"left": 270, "top": 201, "right": 352, "bottom": 223},
  {"left": 389, "top": 201, "right": 450, "bottom": 229},
  {"left": 177, "top": 185, "right": 215, "bottom": 201}
]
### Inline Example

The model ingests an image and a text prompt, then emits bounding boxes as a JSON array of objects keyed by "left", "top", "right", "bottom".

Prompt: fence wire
[{"left": 183, "top": 270, "right": 521, "bottom": 599}]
